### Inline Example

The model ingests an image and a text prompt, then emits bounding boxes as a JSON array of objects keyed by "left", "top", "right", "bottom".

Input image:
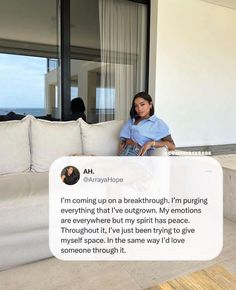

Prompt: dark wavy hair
[
  {"left": 130, "top": 91, "right": 154, "bottom": 119},
  {"left": 71, "top": 97, "right": 85, "bottom": 113},
  {"left": 65, "top": 166, "right": 74, "bottom": 176}
]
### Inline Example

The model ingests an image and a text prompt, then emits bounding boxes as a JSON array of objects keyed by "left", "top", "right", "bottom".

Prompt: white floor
[{"left": 0, "top": 218, "right": 235, "bottom": 290}]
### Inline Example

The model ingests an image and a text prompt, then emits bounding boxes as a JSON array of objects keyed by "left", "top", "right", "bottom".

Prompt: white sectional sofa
[
  {"left": 2, "top": 116, "right": 235, "bottom": 271},
  {"left": 0, "top": 116, "right": 126, "bottom": 270}
]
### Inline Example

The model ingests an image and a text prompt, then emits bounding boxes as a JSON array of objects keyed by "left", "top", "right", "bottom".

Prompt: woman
[
  {"left": 61, "top": 166, "right": 80, "bottom": 185},
  {"left": 119, "top": 92, "right": 175, "bottom": 156}
]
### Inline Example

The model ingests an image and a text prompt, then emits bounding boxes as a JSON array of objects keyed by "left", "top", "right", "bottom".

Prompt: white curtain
[{"left": 99, "top": 0, "right": 147, "bottom": 122}]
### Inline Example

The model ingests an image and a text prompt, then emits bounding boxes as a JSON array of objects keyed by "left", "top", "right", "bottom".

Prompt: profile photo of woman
[
  {"left": 118, "top": 92, "right": 175, "bottom": 156},
  {"left": 61, "top": 166, "right": 80, "bottom": 185}
]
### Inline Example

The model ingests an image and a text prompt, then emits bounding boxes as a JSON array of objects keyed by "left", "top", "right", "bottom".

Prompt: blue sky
[{"left": 0, "top": 54, "right": 46, "bottom": 108}]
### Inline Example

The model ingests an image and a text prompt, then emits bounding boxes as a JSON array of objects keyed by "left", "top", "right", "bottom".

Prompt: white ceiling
[
  {"left": 0, "top": 0, "right": 100, "bottom": 48},
  {"left": 200, "top": 0, "right": 236, "bottom": 10},
  {"left": 0, "top": 0, "right": 235, "bottom": 50}
]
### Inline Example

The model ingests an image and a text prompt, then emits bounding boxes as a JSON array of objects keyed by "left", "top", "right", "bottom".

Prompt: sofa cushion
[
  {"left": 0, "top": 172, "right": 49, "bottom": 235},
  {"left": 80, "top": 119, "right": 124, "bottom": 156},
  {"left": 31, "top": 117, "right": 82, "bottom": 172},
  {"left": 0, "top": 116, "right": 30, "bottom": 175},
  {"left": 0, "top": 171, "right": 51, "bottom": 270}
]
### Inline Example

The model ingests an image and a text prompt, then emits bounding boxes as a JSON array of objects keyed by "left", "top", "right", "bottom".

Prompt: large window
[
  {"left": 0, "top": 54, "right": 47, "bottom": 116},
  {"left": 96, "top": 87, "right": 115, "bottom": 121},
  {"left": 0, "top": 0, "right": 58, "bottom": 118},
  {"left": 0, "top": 0, "right": 149, "bottom": 121}
]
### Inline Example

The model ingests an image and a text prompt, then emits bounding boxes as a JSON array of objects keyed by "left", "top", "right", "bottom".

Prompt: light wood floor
[{"left": 146, "top": 264, "right": 236, "bottom": 290}]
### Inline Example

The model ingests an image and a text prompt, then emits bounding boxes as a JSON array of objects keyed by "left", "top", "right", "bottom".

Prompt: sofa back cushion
[
  {"left": 0, "top": 116, "right": 31, "bottom": 175},
  {"left": 31, "top": 117, "right": 82, "bottom": 172},
  {"left": 80, "top": 119, "right": 124, "bottom": 156}
]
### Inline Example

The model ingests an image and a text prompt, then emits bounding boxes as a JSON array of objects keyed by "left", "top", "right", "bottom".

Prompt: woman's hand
[
  {"left": 138, "top": 141, "right": 154, "bottom": 156},
  {"left": 139, "top": 139, "right": 175, "bottom": 156}
]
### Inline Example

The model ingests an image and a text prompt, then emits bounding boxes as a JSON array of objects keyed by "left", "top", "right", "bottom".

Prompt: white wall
[
  {"left": 148, "top": 0, "right": 158, "bottom": 98},
  {"left": 150, "top": 0, "right": 236, "bottom": 146}
]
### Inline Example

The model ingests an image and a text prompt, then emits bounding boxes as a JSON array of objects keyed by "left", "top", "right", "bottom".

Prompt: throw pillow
[
  {"left": 79, "top": 119, "right": 124, "bottom": 156},
  {"left": 30, "top": 117, "right": 82, "bottom": 172},
  {"left": 0, "top": 115, "right": 31, "bottom": 174}
]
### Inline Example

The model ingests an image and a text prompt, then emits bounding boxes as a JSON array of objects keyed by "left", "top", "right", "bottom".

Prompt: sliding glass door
[
  {"left": 0, "top": 0, "right": 149, "bottom": 122},
  {"left": 69, "top": 0, "right": 148, "bottom": 123}
]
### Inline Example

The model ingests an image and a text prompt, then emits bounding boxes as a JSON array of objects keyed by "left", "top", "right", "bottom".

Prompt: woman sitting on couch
[{"left": 118, "top": 92, "right": 175, "bottom": 156}]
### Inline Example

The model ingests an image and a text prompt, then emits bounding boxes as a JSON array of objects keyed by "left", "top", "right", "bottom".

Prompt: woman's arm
[
  {"left": 160, "top": 134, "right": 175, "bottom": 150},
  {"left": 118, "top": 139, "right": 127, "bottom": 155},
  {"left": 139, "top": 135, "right": 175, "bottom": 156},
  {"left": 153, "top": 140, "right": 175, "bottom": 151}
]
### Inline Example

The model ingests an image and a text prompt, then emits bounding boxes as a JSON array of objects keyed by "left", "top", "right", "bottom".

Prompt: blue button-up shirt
[{"left": 119, "top": 115, "right": 170, "bottom": 146}]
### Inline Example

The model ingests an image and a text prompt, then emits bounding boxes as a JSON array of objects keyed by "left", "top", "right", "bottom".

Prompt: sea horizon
[{"left": 0, "top": 108, "right": 46, "bottom": 116}]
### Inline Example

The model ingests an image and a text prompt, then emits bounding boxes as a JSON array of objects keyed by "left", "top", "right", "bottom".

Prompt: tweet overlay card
[{"left": 49, "top": 156, "right": 222, "bottom": 261}]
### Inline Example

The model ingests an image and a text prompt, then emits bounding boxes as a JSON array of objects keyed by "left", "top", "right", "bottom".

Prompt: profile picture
[{"left": 61, "top": 166, "right": 80, "bottom": 185}]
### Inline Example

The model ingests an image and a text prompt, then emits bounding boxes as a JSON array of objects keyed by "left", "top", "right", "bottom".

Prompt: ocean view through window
[{"left": 0, "top": 53, "right": 47, "bottom": 116}]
